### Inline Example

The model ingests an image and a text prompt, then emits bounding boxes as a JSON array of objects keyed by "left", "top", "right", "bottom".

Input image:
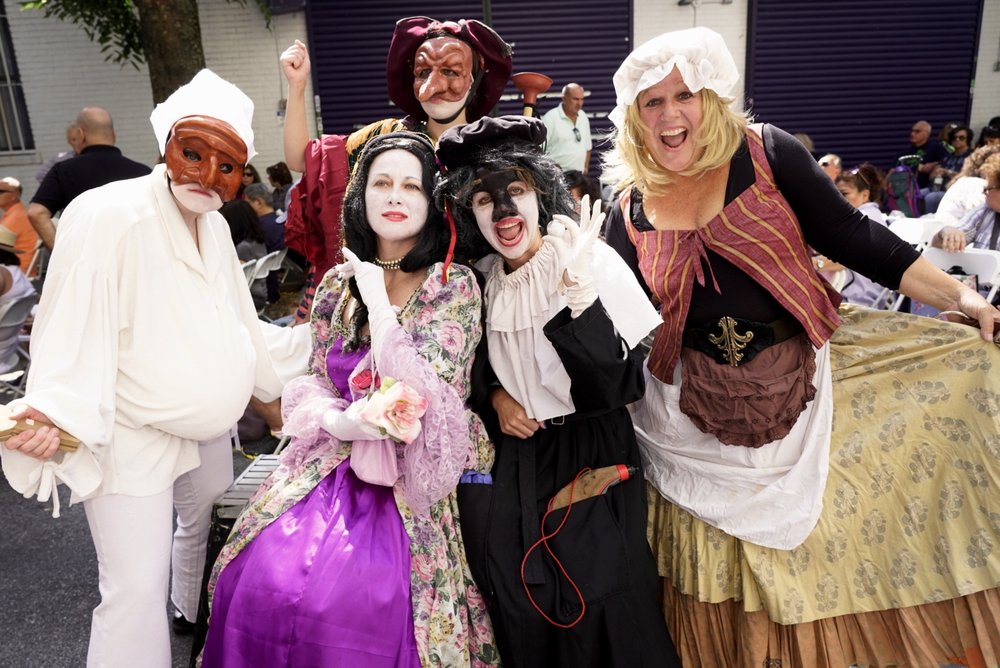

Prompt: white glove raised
[
  {"left": 321, "top": 400, "right": 382, "bottom": 442},
  {"left": 336, "top": 247, "right": 397, "bottom": 364},
  {"left": 546, "top": 195, "right": 604, "bottom": 318}
]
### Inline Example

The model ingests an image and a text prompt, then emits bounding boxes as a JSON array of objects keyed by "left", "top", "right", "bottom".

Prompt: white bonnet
[
  {"left": 149, "top": 69, "right": 256, "bottom": 160},
  {"left": 609, "top": 27, "right": 739, "bottom": 129}
]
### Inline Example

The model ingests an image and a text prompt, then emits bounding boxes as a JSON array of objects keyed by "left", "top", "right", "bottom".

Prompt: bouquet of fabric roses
[
  {"left": 342, "top": 373, "right": 429, "bottom": 487},
  {"left": 358, "top": 377, "right": 429, "bottom": 444}
]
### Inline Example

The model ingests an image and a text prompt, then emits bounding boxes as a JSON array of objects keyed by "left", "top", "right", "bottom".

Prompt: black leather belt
[{"left": 682, "top": 315, "right": 803, "bottom": 367}]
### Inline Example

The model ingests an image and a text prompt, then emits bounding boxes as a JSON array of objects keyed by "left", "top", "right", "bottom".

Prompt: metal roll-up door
[
  {"left": 489, "top": 0, "right": 631, "bottom": 177},
  {"left": 746, "top": 0, "right": 984, "bottom": 171},
  {"left": 304, "top": 1, "right": 630, "bottom": 176}
]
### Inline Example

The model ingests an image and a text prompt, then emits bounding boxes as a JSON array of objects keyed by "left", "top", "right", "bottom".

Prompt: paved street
[{"left": 0, "top": 473, "right": 197, "bottom": 668}]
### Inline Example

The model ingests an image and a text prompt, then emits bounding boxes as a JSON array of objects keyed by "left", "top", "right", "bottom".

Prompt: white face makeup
[
  {"left": 420, "top": 91, "right": 471, "bottom": 124},
  {"left": 364, "top": 149, "right": 429, "bottom": 247},
  {"left": 637, "top": 66, "right": 704, "bottom": 173},
  {"left": 471, "top": 168, "right": 541, "bottom": 266},
  {"left": 170, "top": 181, "right": 224, "bottom": 215}
]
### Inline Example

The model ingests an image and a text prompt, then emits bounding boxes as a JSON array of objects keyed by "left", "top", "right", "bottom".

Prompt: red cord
[
  {"left": 519, "top": 467, "right": 590, "bottom": 629},
  {"left": 442, "top": 202, "right": 457, "bottom": 285}
]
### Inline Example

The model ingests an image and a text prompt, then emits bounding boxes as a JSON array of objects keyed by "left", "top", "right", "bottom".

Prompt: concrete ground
[
  {"left": 0, "top": 282, "right": 300, "bottom": 667},
  {"left": 0, "top": 437, "right": 261, "bottom": 668}
]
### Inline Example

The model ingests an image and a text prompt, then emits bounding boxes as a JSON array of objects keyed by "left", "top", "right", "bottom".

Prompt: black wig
[
  {"left": 340, "top": 131, "right": 447, "bottom": 349},
  {"left": 434, "top": 116, "right": 577, "bottom": 262}
]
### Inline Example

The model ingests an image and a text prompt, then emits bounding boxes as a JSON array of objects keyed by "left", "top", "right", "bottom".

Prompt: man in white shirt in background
[{"left": 542, "top": 82, "right": 592, "bottom": 173}]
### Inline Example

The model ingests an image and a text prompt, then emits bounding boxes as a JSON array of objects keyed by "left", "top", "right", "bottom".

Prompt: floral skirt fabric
[{"left": 647, "top": 306, "right": 1000, "bottom": 652}]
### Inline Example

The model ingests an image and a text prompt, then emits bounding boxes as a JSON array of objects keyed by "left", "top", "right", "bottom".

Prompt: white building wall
[
  {"left": 197, "top": 2, "right": 315, "bottom": 176},
  {"left": 2, "top": 0, "right": 314, "bottom": 201},
  {"left": 3, "top": 1, "right": 154, "bottom": 199},
  {"left": 972, "top": 0, "right": 1000, "bottom": 133}
]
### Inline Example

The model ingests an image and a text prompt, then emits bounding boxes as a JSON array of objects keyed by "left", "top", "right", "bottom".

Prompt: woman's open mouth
[
  {"left": 660, "top": 128, "right": 687, "bottom": 149},
  {"left": 495, "top": 217, "right": 524, "bottom": 247}
]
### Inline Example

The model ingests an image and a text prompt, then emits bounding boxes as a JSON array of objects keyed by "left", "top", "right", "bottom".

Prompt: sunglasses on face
[{"left": 572, "top": 127, "right": 581, "bottom": 143}]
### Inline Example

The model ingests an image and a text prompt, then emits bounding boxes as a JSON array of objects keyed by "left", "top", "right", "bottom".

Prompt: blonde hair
[
  {"left": 947, "top": 143, "right": 1000, "bottom": 189},
  {"left": 982, "top": 153, "right": 1000, "bottom": 188},
  {"left": 602, "top": 88, "right": 749, "bottom": 196}
]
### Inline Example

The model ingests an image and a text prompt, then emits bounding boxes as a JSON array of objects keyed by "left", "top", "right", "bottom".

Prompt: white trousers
[{"left": 83, "top": 433, "right": 233, "bottom": 668}]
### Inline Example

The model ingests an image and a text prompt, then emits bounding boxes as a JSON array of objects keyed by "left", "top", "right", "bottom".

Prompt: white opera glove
[
  {"left": 337, "top": 248, "right": 397, "bottom": 365},
  {"left": 548, "top": 195, "right": 604, "bottom": 318},
  {"left": 321, "top": 400, "right": 382, "bottom": 442}
]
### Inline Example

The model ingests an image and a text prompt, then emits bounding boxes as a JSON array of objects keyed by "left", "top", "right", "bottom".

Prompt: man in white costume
[{"left": 1, "top": 70, "right": 308, "bottom": 667}]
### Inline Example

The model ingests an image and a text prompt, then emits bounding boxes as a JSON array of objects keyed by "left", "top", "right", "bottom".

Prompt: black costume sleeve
[
  {"left": 542, "top": 299, "right": 646, "bottom": 412},
  {"left": 763, "top": 125, "right": 920, "bottom": 290}
]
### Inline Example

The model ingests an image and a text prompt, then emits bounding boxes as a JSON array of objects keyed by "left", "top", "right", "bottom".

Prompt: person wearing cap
[
  {"left": 202, "top": 131, "right": 498, "bottom": 666},
  {"left": 602, "top": 27, "right": 1000, "bottom": 663},
  {"left": 278, "top": 17, "right": 513, "bottom": 321},
  {"left": 0, "top": 226, "right": 36, "bottom": 373},
  {"left": 0, "top": 70, "right": 309, "bottom": 667},
  {"left": 436, "top": 115, "right": 678, "bottom": 667},
  {"left": 0, "top": 176, "right": 39, "bottom": 271}
]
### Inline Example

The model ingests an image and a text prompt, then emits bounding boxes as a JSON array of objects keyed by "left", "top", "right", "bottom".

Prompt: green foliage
[
  {"left": 21, "top": 0, "right": 144, "bottom": 67},
  {"left": 19, "top": 0, "right": 271, "bottom": 68}
]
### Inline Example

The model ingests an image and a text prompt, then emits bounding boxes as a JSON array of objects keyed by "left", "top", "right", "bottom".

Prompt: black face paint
[{"left": 474, "top": 168, "right": 521, "bottom": 221}]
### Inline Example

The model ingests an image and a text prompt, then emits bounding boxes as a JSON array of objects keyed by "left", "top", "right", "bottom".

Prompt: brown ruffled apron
[{"left": 678, "top": 332, "right": 816, "bottom": 448}]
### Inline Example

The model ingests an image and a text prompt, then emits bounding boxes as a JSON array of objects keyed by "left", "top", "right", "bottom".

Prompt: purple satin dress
[{"left": 202, "top": 338, "right": 421, "bottom": 667}]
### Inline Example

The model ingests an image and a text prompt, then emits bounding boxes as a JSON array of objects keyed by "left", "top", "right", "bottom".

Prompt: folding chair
[
  {"left": 0, "top": 294, "right": 38, "bottom": 397},
  {"left": 250, "top": 248, "right": 287, "bottom": 284},
  {"left": 241, "top": 258, "right": 258, "bottom": 286},
  {"left": 886, "top": 217, "right": 944, "bottom": 251},
  {"left": 879, "top": 218, "right": 947, "bottom": 310},
  {"left": 25, "top": 239, "right": 48, "bottom": 291},
  {"left": 248, "top": 249, "right": 287, "bottom": 320},
  {"left": 921, "top": 246, "right": 1000, "bottom": 304}
]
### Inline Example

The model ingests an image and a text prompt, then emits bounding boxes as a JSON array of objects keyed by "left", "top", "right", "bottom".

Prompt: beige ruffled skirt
[{"left": 647, "top": 305, "right": 1000, "bottom": 666}]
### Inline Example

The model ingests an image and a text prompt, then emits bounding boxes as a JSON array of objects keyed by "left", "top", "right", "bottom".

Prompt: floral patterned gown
[{"left": 203, "top": 263, "right": 499, "bottom": 667}]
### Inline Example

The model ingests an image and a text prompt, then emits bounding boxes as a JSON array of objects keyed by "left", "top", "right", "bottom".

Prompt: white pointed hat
[{"left": 149, "top": 69, "right": 256, "bottom": 160}]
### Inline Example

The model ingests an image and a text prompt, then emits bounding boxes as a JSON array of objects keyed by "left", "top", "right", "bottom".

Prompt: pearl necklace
[{"left": 374, "top": 256, "right": 403, "bottom": 270}]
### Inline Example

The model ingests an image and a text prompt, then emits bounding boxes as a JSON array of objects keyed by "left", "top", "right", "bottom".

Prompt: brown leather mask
[
  {"left": 164, "top": 116, "right": 247, "bottom": 201},
  {"left": 412, "top": 37, "right": 474, "bottom": 107}
]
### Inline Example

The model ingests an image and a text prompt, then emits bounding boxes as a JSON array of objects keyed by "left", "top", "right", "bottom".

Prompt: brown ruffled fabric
[
  {"left": 661, "top": 577, "right": 999, "bottom": 668},
  {"left": 678, "top": 333, "right": 817, "bottom": 447}
]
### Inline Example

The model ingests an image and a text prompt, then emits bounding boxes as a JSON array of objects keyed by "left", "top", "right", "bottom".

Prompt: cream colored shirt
[
  {"left": 937, "top": 176, "right": 986, "bottom": 227},
  {"left": 1, "top": 165, "right": 308, "bottom": 509},
  {"left": 477, "top": 240, "right": 660, "bottom": 422}
]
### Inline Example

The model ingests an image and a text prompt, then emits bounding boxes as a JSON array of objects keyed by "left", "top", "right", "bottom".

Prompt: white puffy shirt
[
  {"left": 478, "top": 239, "right": 661, "bottom": 422},
  {"left": 1, "top": 165, "right": 309, "bottom": 507}
]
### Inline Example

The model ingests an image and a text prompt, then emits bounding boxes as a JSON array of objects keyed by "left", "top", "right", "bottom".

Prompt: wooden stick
[{"left": 0, "top": 418, "right": 80, "bottom": 452}]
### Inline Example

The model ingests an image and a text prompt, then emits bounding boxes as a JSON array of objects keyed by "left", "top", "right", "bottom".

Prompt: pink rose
[
  {"left": 359, "top": 378, "right": 429, "bottom": 444},
  {"left": 350, "top": 369, "right": 374, "bottom": 394}
]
